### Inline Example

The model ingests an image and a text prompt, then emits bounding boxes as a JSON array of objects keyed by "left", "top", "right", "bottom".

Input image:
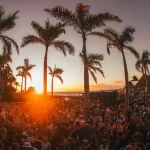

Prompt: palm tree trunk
[
  {"left": 82, "top": 35, "right": 89, "bottom": 122},
  {"left": 44, "top": 46, "right": 48, "bottom": 96},
  {"left": 21, "top": 76, "right": 23, "bottom": 93},
  {"left": 51, "top": 76, "right": 54, "bottom": 97},
  {"left": 144, "top": 74, "right": 148, "bottom": 94},
  {"left": 25, "top": 75, "right": 27, "bottom": 92},
  {"left": 121, "top": 50, "right": 129, "bottom": 111}
]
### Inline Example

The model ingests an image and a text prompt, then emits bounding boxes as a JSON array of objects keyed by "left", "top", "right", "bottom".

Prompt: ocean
[{"left": 49, "top": 89, "right": 122, "bottom": 96}]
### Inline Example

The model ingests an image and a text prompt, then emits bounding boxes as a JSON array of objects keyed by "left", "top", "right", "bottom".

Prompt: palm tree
[
  {"left": 0, "top": 49, "right": 12, "bottom": 96},
  {"left": 45, "top": 3, "right": 121, "bottom": 120},
  {"left": 21, "top": 21, "right": 75, "bottom": 96},
  {"left": 16, "top": 58, "right": 36, "bottom": 92},
  {"left": 2, "top": 65, "right": 14, "bottom": 90},
  {"left": 48, "top": 65, "right": 64, "bottom": 97},
  {"left": 79, "top": 53, "right": 104, "bottom": 83},
  {"left": 16, "top": 70, "right": 25, "bottom": 93},
  {"left": 135, "top": 50, "right": 150, "bottom": 93},
  {"left": 102, "top": 26, "right": 139, "bottom": 109},
  {"left": 14, "top": 81, "right": 20, "bottom": 92},
  {"left": 0, "top": 6, "right": 19, "bottom": 55}
]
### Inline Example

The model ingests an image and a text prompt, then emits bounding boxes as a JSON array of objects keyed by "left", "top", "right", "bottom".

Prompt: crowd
[{"left": 0, "top": 88, "right": 150, "bottom": 150}]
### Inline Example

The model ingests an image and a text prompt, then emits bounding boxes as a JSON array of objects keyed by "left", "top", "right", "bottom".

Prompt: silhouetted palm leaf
[{"left": 0, "top": 6, "right": 19, "bottom": 54}]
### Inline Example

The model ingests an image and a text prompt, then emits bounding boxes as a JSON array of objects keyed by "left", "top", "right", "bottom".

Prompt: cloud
[{"left": 114, "top": 80, "right": 124, "bottom": 84}]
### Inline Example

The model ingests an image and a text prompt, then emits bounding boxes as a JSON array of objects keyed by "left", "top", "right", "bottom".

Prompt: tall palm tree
[
  {"left": 2, "top": 65, "right": 14, "bottom": 90},
  {"left": 21, "top": 21, "right": 75, "bottom": 96},
  {"left": 0, "top": 6, "right": 19, "bottom": 55},
  {"left": 101, "top": 26, "right": 139, "bottom": 109},
  {"left": 45, "top": 3, "right": 121, "bottom": 120},
  {"left": 79, "top": 53, "right": 104, "bottom": 83},
  {"left": 14, "top": 81, "right": 20, "bottom": 92},
  {"left": 16, "top": 70, "right": 25, "bottom": 93},
  {"left": 16, "top": 58, "right": 36, "bottom": 92},
  {"left": 0, "top": 49, "right": 12, "bottom": 96},
  {"left": 135, "top": 50, "right": 150, "bottom": 93},
  {"left": 48, "top": 65, "right": 64, "bottom": 97}
]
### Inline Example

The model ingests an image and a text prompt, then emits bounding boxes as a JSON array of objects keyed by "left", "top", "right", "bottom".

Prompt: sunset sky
[{"left": 1, "top": 0, "right": 150, "bottom": 92}]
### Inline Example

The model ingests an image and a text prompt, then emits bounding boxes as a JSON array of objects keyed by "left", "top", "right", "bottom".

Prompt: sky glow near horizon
[{"left": 1, "top": 0, "right": 150, "bottom": 92}]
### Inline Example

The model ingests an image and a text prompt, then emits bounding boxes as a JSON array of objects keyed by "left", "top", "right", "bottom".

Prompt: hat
[
  {"left": 22, "top": 132, "right": 28, "bottom": 136},
  {"left": 23, "top": 142, "right": 32, "bottom": 148}
]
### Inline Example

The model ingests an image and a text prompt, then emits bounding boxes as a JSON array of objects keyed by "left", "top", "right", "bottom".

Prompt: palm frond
[
  {"left": 0, "top": 6, "right": 19, "bottom": 34},
  {"left": 107, "top": 43, "right": 111, "bottom": 55},
  {"left": 89, "top": 70, "right": 97, "bottom": 83},
  {"left": 26, "top": 72, "right": 32, "bottom": 81},
  {"left": 88, "top": 31, "right": 106, "bottom": 38},
  {"left": 104, "top": 27, "right": 120, "bottom": 42},
  {"left": 48, "top": 66, "right": 53, "bottom": 75},
  {"left": 85, "top": 12, "right": 122, "bottom": 33},
  {"left": 55, "top": 75, "right": 64, "bottom": 84},
  {"left": 95, "top": 67, "right": 105, "bottom": 78},
  {"left": 27, "top": 64, "right": 36, "bottom": 70},
  {"left": 120, "top": 26, "right": 135, "bottom": 44},
  {"left": 44, "top": 6, "right": 78, "bottom": 27},
  {"left": 142, "top": 50, "right": 150, "bottom": 61},
  {"left": 88, "top": 53, "right": 104, "bottom": 61},
  {"left": 87, "top": 53, "right": 104, "bottom": 68},
  {"left": 51, "top": 40, "right": 75, "bottom": 56},
  {"left": 0, "top": 35, "right": 19, "bottom": 54},
  {"left": 54, "top": 68, "right": 64, "bottom": 75},
  {"left": 16, "top": 66, "right": 25, "bottom": 71},
  {"left": 21, "top": 35, "right": 45, "bottom": 47},
  {"left": 135, "top": 60, "right": 142, "bottom": 73},
  {"left": 1, "top": 38, "right": 12, "bottom": 55},
  {"left": 31, "top": 21, "right": 45, "bottom": 40},
  {"left": 124, "top": 46, "right": 139, "bottom": 59}
]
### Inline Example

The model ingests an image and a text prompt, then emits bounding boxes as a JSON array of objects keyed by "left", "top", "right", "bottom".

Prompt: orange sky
[{"left": 1, "top": 0, "right": 150, "bottom": 93}]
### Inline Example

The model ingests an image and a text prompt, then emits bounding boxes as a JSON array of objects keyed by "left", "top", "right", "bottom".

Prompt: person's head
[
  {"left": 124, "top": 144, "right": 134, "bottom": 150},
  {"left": 82, "top": 121, "right": 86, "bottom": 127},
  {"left": 22, "top": 132, "right": 28, "bottom": 138}
]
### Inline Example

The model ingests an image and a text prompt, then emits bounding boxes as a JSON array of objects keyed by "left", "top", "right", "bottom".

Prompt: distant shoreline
[{"left": 47, "top": 89, "right": 122, "bottom": 96}]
